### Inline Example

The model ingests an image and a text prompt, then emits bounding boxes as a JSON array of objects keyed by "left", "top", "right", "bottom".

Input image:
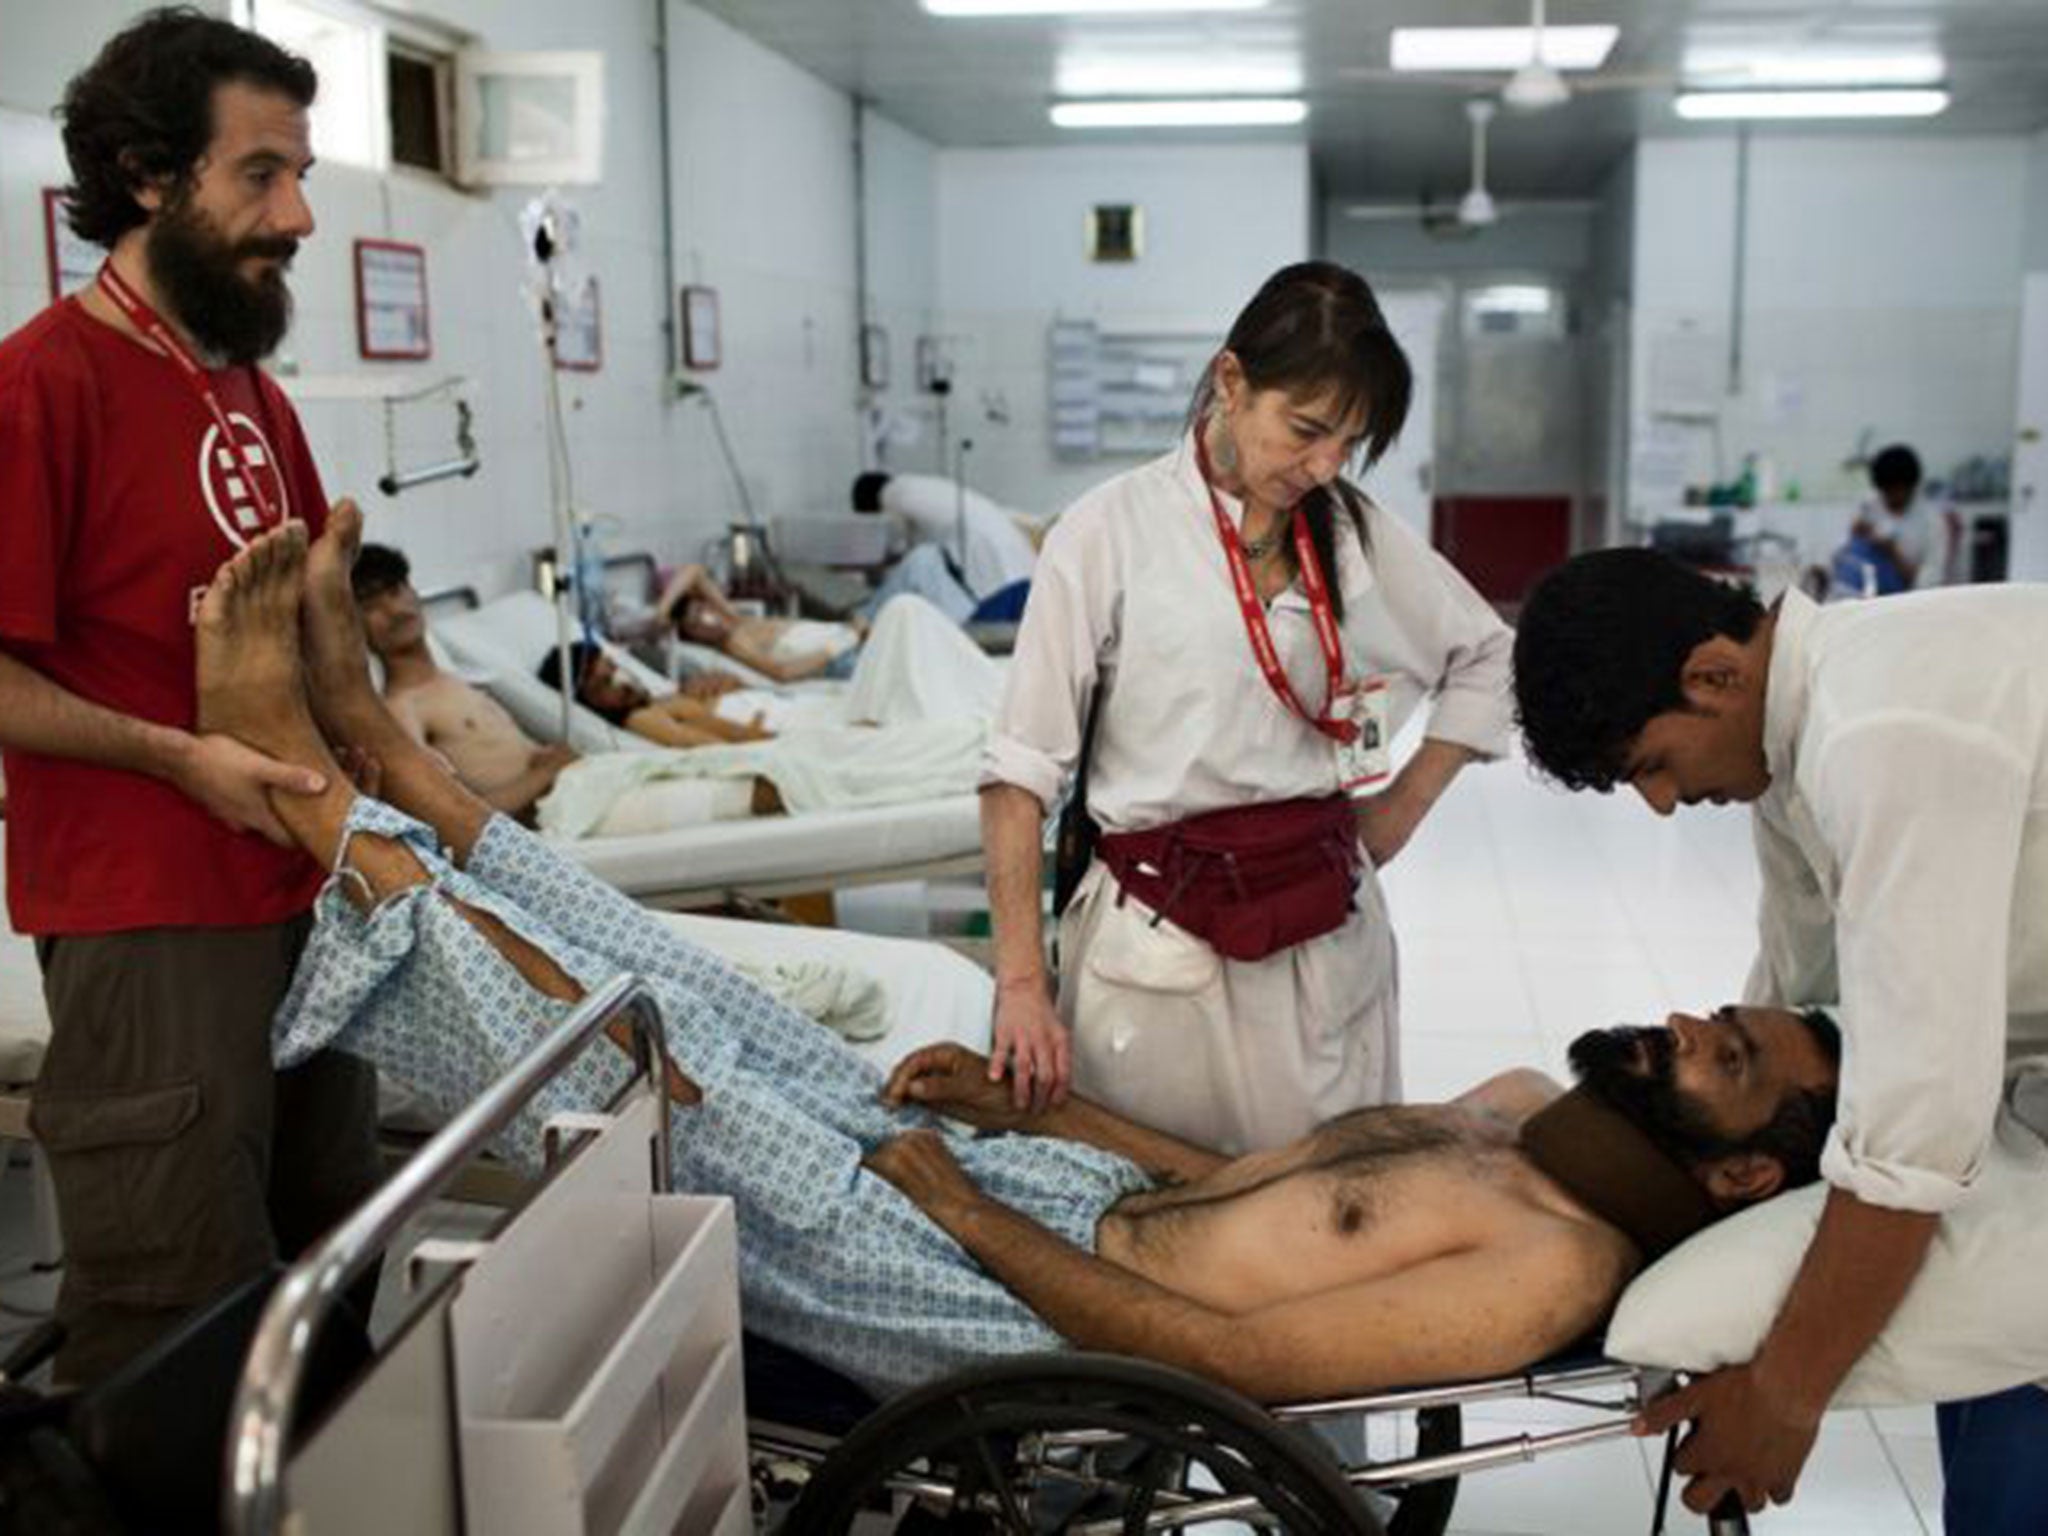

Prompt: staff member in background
[
  {"left": 852, "top": 470, "right": 1043, "bottom": 617},
  {"left": 0, "top": 10, "right": 379, "bottom": 1383},
  {"left": 1838, "top": 443, "right": 1938, "bottom": 595},
  {"left": 978, "top": 262, "right": 1513, "bottom": 1153},
  {"left": 1514, "top": 548, "right": 2048, "bottom": 1531}
]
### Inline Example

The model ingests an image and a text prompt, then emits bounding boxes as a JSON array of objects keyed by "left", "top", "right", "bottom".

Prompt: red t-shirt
[{"left": 0, "top": 298, "right": 327, "bottom": 935}]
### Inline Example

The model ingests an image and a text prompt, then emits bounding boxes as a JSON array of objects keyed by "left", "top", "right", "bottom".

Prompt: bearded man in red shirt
[{"left": 0, "top": 9, "right": 380, "bottom": 1384}]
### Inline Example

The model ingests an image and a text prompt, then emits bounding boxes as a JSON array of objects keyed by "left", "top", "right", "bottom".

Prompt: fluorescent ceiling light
[
  {"left": 1056, "top": 58, "right": 1302, "bottom": 97},
  {"left": 1675, "top": 88, "right": 1949, "bottom": 121},
  {"left": 926, "top": 0, "right": 1265, "bottom": 16},
  {"left": 1391, "top": 26, "right": 1618, "bottom": 73},
  {"left": 1682, "top": 46, "right": 1945, "bottom": 88},
  {"left": 1051, "top": 97, "right": 1306, "bottom": 128}
]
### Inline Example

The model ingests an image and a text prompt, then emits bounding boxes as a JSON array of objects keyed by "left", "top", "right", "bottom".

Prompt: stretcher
[{"left": 202, "top": 973, "right": 1757, "bottom": 1536}]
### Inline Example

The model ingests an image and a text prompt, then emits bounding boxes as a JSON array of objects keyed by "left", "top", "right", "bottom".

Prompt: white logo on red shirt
[{"left": 195, "top": 412, "right": 291, "bottom": 550}]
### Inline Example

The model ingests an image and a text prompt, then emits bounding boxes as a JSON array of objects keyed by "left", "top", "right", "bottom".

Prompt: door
[
  {"left": 1365, "top": 287, "right": 1444, "bottom": 543},
  {"left": 2012, "top": 272, "right": 2048, "bottom": 583}
]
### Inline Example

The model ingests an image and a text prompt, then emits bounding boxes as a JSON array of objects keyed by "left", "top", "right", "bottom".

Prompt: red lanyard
[
  {"left": 1194, "top": 429, "right": 1356, "bottom": 745},
  {"left": 96, "top": 260, "right": 283, "bottom": 530}
]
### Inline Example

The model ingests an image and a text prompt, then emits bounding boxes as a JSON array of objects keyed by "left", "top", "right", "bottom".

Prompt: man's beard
[
  {"left": 145, "top": 195, "right": 297, "bottom": 364},
  {"left": 1567, "top": 1025, "right": 1726, "bottom": 1162}
]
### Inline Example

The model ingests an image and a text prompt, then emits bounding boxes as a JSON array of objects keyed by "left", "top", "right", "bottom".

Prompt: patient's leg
[{"left": 196, "top": 525, "right": 583, "bottom": 1009}]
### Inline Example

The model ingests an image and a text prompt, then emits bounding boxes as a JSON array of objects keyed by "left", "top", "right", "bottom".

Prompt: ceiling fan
[
  {"left": 1339, "top": 0, "right": 1680, "bottom": 113},
  {"left": 1342, "top": 99, "right": 1595, "bottom": 237}
]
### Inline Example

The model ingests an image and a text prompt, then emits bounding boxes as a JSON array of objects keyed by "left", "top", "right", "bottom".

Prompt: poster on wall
[
  {"left": 553, "top": 276, "right": 602, "bottom": 371},
  {"left": 43, "top": 189, "right": 101, "bottom": 300},
  {"left": 354, "top": 239, "right": 432, "bottom": 360}
]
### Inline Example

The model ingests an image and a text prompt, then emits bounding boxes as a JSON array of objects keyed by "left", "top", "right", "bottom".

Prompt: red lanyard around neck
[
  {"left": 96, "top": 260, "right": 282, "bottom": 530},
  {"left": 1194, "top": 427, "right": 1355, "bottom": 745}
]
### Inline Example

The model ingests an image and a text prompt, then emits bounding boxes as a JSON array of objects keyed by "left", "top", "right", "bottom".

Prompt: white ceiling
[{"left": 690, "top": 0, "right": 2048, "bottom": 200}]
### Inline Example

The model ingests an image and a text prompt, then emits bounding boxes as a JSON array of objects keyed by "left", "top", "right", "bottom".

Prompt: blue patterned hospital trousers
[{"left": 274, "top": 798, "right": 1150, "bottom": 1395}]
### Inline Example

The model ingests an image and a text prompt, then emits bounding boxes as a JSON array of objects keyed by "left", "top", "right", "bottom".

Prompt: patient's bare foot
[
  {"left": 195, "top": 525, "right": 332, "bottom": 772},
  {"left": 302, "top": 499, "right": 388, "bottom": 741}
]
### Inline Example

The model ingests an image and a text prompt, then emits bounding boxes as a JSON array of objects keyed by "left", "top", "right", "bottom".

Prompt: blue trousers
[
  {"left": 857, "top": 544, "right": 976, "bottom": 625},
  {"left": 1937, "top": 1383, "right": 2048, "bottom": 1534}
]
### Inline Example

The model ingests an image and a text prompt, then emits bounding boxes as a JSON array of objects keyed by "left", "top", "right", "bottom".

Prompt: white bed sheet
[
  {"left": 0, "top": 854, "right": 988, "bottom": 1096},
  {"left": 434, "top": 591, "right": 850, "bottom": 744},
  {"left": 558, "top": 795, "right": 984, "bottom": 901},
  {"left": 657, "top": 912, "right": 990, "bottom": 1068},
  {"left": 429, "top": 592, "right": 984, "bottom": 896}
]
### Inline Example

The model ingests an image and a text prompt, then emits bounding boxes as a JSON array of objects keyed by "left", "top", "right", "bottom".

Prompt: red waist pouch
[{"left": 1095, "top": 793, "right": 1362, "bottom": 963}]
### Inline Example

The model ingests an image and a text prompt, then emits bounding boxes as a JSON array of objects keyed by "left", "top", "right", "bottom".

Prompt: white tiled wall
[{"left": 934, "top": 140, "right": 1311, "bottom": 515}]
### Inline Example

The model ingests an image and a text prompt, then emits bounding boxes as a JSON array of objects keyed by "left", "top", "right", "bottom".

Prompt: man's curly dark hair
[
  {"left": 351, "top": 543, "right": 411, "bottom": 604},
  {"left": 1514, "top": 549, "right": 1765, "bottom": 792},
  {"left": 58, "top": 7, "right": 317, "bottom": 248}
]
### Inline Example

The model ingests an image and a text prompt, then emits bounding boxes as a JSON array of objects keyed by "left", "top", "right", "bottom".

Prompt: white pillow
[{"left": 1608, "top": 1071, "right": 2048, "bottom": 1407}]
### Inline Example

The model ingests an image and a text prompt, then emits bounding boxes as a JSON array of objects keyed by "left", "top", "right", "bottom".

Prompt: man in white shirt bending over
[
  {"left": 853, "top": 471, "right": 1041, "bottom": 610},
  {"left": 1513, "top": 548, "right": 2048, "bottom": 1533}
]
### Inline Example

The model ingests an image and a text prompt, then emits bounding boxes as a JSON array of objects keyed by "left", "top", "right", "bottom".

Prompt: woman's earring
[{"left": 1207, "top": 396, "right": 1238, "bottom": 475}]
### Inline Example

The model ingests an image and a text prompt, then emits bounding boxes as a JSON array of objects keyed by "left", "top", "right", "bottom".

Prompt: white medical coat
[
  {"left": 1745, "top": 585, "right": 2048, "bottom": 1213},
  {"left": 982, "top": 437, "right": 1512, "bottom": 1152}
]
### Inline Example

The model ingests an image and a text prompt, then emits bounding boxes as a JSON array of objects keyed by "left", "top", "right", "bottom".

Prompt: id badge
[{"left": 1335, "top": 677, "right": 1393, "bottom": 796}]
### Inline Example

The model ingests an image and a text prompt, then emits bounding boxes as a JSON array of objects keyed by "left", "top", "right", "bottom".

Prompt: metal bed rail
[{"left": 222, "top": 973, "right": 673, "bottom": 1536}]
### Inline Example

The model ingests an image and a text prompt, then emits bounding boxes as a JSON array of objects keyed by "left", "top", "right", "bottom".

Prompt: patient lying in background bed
[
  {"left": 199, "top": 507, "right": 1843, "bottom": 1401},
  {"left": 351, "top": 544, "right": 983, "bottom": 835}
]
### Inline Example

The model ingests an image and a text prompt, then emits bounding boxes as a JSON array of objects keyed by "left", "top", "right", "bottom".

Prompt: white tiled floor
[{"left": 1377, "top": 748, "right": 1937, "bottom": 1536}]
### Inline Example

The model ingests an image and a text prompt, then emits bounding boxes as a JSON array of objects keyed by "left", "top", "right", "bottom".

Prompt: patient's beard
[{"left": 1566, "top": 1026, "right": 1726, "bottom": 1165}]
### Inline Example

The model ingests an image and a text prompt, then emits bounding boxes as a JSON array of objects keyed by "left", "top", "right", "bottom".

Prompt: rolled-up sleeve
[
  {"left": 1364, "top": 506, "right": 1514, "bottom": 758},
  {"left": 979, "top": 505, "right": 1118, "bottom": 810},
  {"left": 1811, "top": 715, "right": 2027, "bottom": 1212}
]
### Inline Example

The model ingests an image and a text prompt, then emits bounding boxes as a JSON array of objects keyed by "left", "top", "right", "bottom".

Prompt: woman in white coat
[{"left": 979, "top": 262, "right": 1513, "bottom": 1154}]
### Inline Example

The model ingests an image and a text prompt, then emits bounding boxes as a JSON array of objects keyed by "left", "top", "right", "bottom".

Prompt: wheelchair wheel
[{"left": 779, "top": 1352, "right": 1379, "bottom": 1535}]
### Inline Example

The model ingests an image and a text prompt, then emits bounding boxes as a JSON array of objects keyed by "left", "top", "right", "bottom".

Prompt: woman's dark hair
[
  {"left": 350, "top": 543, "right": 411, "bottom": 603},
  {"left": 1514, "top": 549, "right": 1766, "bottom": 792},
  {"left": 58, "top": 7, "right": 317, "bottom": 247},
  {"left": 1187, "top": 262, "right": 1412, "bottom": 623}
]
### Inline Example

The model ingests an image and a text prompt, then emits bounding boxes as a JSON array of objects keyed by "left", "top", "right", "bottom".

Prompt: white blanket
[
  {"left": 733, "top": 955, "right": 890, "bottom": 1042},
  {"left": 436, "top": 591, "right": 1000, "bottom": 742},
  {"left": 536, "top": 718, "right": 987, "bottom": 839},
  {"left": 842, "top": 594, "right": 1005, "bottom": 727}
]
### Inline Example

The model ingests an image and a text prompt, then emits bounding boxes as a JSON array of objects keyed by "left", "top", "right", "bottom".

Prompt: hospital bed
[{"left": 420, "top": 584, "right": 987, "bottom": 906}]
